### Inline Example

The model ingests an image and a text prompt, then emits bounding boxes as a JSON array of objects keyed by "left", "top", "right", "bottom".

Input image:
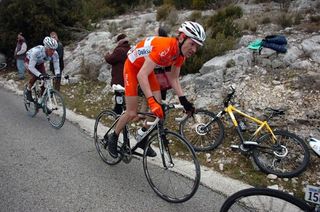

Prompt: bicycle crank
[{"left": 121, "top": 145, "right": 132, "bottom": 164}]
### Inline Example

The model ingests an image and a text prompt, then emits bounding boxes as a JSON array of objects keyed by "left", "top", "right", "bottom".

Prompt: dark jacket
[
  {"left": 105, "top": 39, "right": 130, "bottom": 86},
  {"left": 50, "top": 41, "right": 64, "bottom": 73}
]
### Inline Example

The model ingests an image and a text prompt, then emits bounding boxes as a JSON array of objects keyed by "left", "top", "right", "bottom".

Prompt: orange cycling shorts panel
[{"left": 124, "top": 59, "right": 160, "bottom": 96}]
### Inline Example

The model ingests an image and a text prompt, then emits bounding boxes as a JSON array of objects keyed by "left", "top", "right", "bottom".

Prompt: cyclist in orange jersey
[{"left": 107, "top": 21, "right": 206, "bottom": 158}]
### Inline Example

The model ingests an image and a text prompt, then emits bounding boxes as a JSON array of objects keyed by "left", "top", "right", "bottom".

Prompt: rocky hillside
[{"left": 63, "top": 0, "right": 320, "bottom": 138}]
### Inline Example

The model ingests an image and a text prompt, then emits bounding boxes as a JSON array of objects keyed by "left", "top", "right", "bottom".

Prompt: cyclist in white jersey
[{"left": 25, "top": 36, "right": 60, "bottom": 102}]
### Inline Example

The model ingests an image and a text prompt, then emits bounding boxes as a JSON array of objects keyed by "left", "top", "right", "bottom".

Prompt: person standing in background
[
  {"left": 50, "top": 31, "right": 64, "bottom": 91},
  {"left": 105, "top": 33, "right": 131, "bottom": 115},
  {"left": 14, "top": 33, "right": 27, "bottom": 80}
]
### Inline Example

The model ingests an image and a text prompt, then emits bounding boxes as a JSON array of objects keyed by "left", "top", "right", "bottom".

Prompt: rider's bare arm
[
  {"left": 166, "top": 65, "right": 184, "bottom": 97},
  {"left": 137, "top": 56, "right": 156, "bottom": 98}
]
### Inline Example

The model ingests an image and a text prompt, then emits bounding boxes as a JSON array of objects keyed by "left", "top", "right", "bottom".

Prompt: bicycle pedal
[
  {"left": 243, "top": 141, "right": 259, "bottom": 146},
  {"left": 230, "top": 145, "right": 240, "bottom": 150}
]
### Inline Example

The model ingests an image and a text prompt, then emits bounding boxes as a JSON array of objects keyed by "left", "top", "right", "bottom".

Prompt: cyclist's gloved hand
[
  {"left": 179, "top": 96, "right": 195, "bottom": 116},
  {"left": 38, "top": 73, "right": 49, "bottom": 80},
  {"left": 147, "top": 96, "right": 164, "bottom": 119}
]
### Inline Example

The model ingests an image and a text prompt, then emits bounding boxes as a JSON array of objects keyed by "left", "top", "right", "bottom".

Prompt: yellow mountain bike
[{"left": 180, "top": 86, "right": 310, "bottom": 178}]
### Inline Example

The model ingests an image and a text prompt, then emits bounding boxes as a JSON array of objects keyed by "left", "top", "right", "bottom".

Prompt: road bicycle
[
  {"left": 23, "top": 74, "right": 66, "bottom": 129},
  {"left": 180, "top": 86, "right": 310, "bottom": 178},
  {"left": 94, "top": 85, "right": 200, "bottom": 203},
  {"left": 0, "top": 62, "right": 7, "bottom": 71},
  {"left": 220, "top": 186, "right": 320, "bottom": 211}
]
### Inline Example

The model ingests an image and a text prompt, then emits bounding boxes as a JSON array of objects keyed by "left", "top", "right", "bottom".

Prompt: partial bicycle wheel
[
  {"left": 179, "top": 109, "right": 224, "bottom": 151},
  {"left": 253, "top": 130, "right": 310, "bottom": 178},
  {"left": 0, "top": 62, "right": 7, "bottom": 70},
  {"left": 220, "top": 187, "right": 312, "bottom": 212},
  {"left": 94, "top": 110, "right": 122, "bottom": 165},
  {"left": 43, "top": 90, "right": 66, "bottom": 129},
  {"left": 23, "top": 85, "right": 38, "bottom": 117},
  {"left": 143, "top": 130, "right": 200, "bottom": 203}
]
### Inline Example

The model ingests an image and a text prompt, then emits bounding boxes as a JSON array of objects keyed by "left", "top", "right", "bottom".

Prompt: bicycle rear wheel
[
  {"left": 23, "top": 85, "right": 38, "bottom": 117},
  {"left": 179, "top": 109, "right": 224, "bottom": 151},
  {"left": 253, "top": 130, "right": 310, "bottom": 178},
  {"left": 94, "top": 110, "right": 122, "bottom": 165},
  {"left": 43, "top": 90, "right": 66, "bottom": 129},
  {"left": 220, "top": 187, "right": 312, "bottom": 212},
  {"left": 143, "top": 130, "right": 200, "bottom": 203}
]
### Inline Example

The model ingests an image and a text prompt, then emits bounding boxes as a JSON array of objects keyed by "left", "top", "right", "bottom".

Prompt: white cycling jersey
[{"left": 25, "top": 45, "right": 60, "bottom": 77}]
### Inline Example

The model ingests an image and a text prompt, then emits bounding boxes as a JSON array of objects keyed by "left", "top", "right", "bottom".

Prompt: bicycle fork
[{"left": 158, "top": 125, "right": 174, "bottom": 169}]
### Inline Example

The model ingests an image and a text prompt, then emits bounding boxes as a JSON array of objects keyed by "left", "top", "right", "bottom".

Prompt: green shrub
[
  {"left": 166, "top": 7, "right": 179, "bottom": 27},
  {"left": 192, "top": 0, "right": 206, "bottom": 10},
  {"left": 310, "top": 15, "right": 320, "bottom": 23},
  {"left": 293, "top": 12, "right": 303, "bottom": 25},
  {"left": 205, "top": 5, "right": 242, "bottom": 38},
  {"left": 156, "top": 4, "right": 175, "bottom": 21},
  {"left": 189, "top": 11, "right": 202, "bottom": 22},
  {"left": 225, "top": 4, "right": 243, "bottom": 19},
  {"left": 261, "top": 17, "right": 271, "bottom": 24},
  {"left": 276, "top": 13, "right": 293, "bottom": 28}
]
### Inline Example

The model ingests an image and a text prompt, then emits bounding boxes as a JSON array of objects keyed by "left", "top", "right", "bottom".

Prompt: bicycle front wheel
[
  {"left": 253, "top": 130, "right": 310, "bottom": 178},
  {"left": 94, "top": 110, "right": 122, "bottom": 165},
  {"left": 220, "top": 187, "right": 312, "bottom": 212},
  {"left": 23, "top": 85, "right": 38, "bottom": 117},
  {"left": 43, "top": 90, "right": 66, "bottom": 129},
  {"left": 179, "top": 109, "right": 224, "bottom": 151},
  {"left": 143, "top": 130, "right": 200, "bottom": 203}
]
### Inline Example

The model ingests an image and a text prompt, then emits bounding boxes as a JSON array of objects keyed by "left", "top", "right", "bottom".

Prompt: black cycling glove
[
  {"left": 38, "top": 73, "right": 48, "bottom": 80},
  {"left": 179, "top": 96, "right": 195, "bottom": 115}
]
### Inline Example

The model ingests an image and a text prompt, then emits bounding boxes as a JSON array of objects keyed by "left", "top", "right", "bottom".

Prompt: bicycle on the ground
[
  {"left": 180, "top": 86, "right": 310, "bottom": 178},
  {"left": 23, "top": 74, "right": 66, "bottom": 129},
  {"left": 308, "top": 128, "right": 320, "bottom": 157},
  {"left": 0, "top": 62, "right": 7, "bottom": 71},
  {"left": 94, "top": 85, "right": 200, "bottom": 203},
  {"left": 220, "top": 186, "right": 320, "bottom": 212}
]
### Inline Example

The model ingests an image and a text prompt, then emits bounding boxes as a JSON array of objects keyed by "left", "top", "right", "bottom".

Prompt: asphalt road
[{"left": 0, "top": 88, "right": 227, "bottom": 212}]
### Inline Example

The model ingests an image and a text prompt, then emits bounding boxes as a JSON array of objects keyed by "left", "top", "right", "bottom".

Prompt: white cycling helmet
[
  {"left": 178, "top": 21, "right": 206, "bottom": 46},
  {"left": 43, "top": 36, "right": 58, "bottom": 49}
]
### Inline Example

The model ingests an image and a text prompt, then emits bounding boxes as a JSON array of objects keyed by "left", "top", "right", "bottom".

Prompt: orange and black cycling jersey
[{"left": 127, "top": 36, "right": 185, "bottom": 69}]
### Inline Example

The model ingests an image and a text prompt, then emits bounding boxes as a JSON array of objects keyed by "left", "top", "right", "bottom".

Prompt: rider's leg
[
  {"left": 114, "top": 96, "right": 138, "bottom": 135},
  {"left": 135, "top": 90, "right": 161, "bottom": 157},
  {"left": 107, "top": 96, "right": 138, "bottom": 158}
]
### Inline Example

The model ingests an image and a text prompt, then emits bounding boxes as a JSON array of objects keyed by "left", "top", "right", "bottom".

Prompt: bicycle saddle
[
  {"left": 112, "top": 84, "right": 125, "bottom": 92},
  {"left": 265, "top": 107, "right": 285, "bottom": 116}
]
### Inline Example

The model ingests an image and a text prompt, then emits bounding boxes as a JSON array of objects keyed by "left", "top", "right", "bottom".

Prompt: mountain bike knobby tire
[
  {"left": 179, "top": 109, "right": 225, "bottom": 152},
  {"left": 253, "top": 130, "right": 310, "bottom": 178}
]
